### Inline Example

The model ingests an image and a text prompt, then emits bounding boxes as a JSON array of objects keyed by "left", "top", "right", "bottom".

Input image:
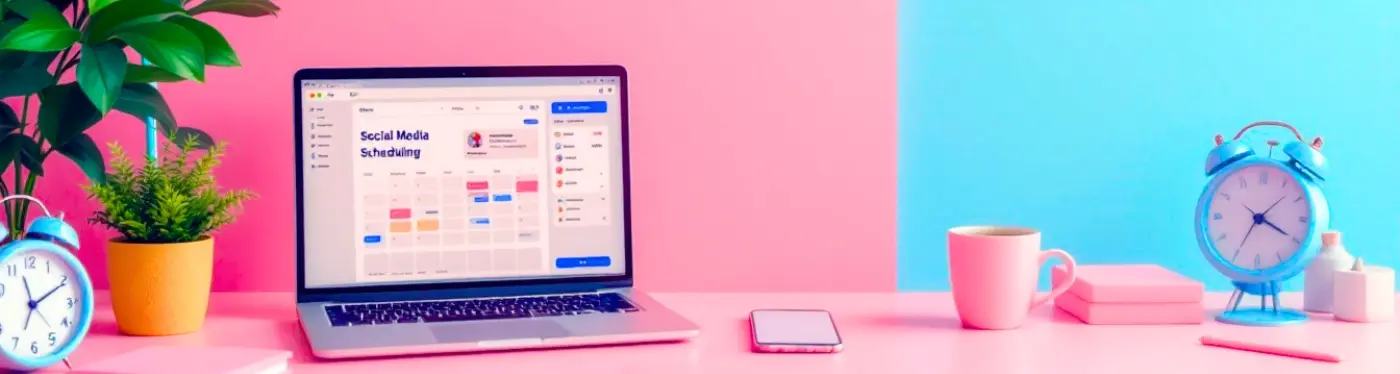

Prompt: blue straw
[{"left": 142, "top": 58, "right": 157, "bottom": 159}]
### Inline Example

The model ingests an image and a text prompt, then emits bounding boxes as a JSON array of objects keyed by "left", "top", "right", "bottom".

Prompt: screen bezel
[
  {"left": 749, "top": 309, "right": 844, "bottom": 346},
  {"left": 293, "top": 65, "right": 633, "bottom": 303}
]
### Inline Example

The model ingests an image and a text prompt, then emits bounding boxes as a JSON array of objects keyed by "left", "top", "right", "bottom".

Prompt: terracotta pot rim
[{"left": 107, "top": 236, "right": 213, "bottom": 245}]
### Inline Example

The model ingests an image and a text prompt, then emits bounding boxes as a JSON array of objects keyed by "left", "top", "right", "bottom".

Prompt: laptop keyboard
[{"left": 324, "top": 292, "right": 641, "bottom": 327}]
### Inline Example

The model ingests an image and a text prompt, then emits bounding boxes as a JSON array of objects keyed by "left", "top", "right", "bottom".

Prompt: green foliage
[
  {"left": 0, "top": 0, "right": 277, "bottom": 239},
  {"left": 86, "top": 136, "right": 254, "bottom": 243}
]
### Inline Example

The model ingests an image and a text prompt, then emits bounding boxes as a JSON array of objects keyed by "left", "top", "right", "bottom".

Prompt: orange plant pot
[{"left": 106, "top": 237, "right": 214, "bottom": 336}]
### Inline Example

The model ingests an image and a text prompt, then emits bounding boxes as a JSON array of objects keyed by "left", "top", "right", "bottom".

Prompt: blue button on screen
[
  {"left": 363, "top": 235, "right": 382, "bottom": 244},
  {"left": 551, "top": 101, "right": 607, "bottom": 114},
  {"left": 555, "top": 256, "right": 612, "bottom": 269},
  {"left": 524, "top": 118, "right": 539, "bottom": 125}
]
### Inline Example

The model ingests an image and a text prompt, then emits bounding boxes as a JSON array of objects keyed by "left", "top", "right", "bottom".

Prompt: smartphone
[{"left": 749, "top": 309, "right": 843, "bottom": 353}]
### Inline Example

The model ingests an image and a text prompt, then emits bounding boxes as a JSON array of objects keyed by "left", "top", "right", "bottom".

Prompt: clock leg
[
  {"left": 63, "top": 358, "right": 72, "bottom": 369},
  {"left": 1226, "top": 288, "right": 1243, "bottom": 312},
  {"left": 1270, "top": 281, "right": 1283, "bottom": 314}
]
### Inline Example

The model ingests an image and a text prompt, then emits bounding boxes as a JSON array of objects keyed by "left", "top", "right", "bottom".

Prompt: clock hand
[
  {"left": 1261, "top": 219, "right": 1289, "bottom": 236},
  {"left": 22, "top": 277, "right": 33, "bottom": 302},
  {"left": 34, "top": 280, "right": 66, "bottom": 304},
  {"left": 1240, "top": 223, "right": 1258, "bottom": 250},
  {"left": 22, "top": 277, "right": 34, "bottom": 330},
  {"left": 1261, "top": 196, "right": 1286, "bottom": 215},
  {"left": 1241, "top": 204, "right": 1258, "bottom": 215}
]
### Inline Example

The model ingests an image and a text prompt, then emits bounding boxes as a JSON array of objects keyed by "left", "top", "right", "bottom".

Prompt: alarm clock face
[
  {"left": 1205, "top": 163, "right": 1312, "bottom": 271},
  {"left": 0, "top": 249, "right": 82, "bottom": 359}
]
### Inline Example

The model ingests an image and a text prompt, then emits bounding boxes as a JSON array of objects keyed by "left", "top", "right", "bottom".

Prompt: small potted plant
[{"left": 85, "top": 136, "right": 254, "bottom": 336}]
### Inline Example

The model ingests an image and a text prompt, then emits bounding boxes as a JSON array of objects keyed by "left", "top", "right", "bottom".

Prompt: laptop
[{"left": 293, "top": 65, "right": 699, "bottom": 359}]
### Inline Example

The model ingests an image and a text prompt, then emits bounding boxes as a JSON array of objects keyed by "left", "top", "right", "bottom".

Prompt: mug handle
[{"left": 1029, "top": 249, "right": 1076, "bottom": 310}]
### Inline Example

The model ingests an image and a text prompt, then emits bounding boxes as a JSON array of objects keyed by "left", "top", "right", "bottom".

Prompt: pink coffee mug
[{"left": 948, "top": 226, "right": 1076, "bottom": 330}]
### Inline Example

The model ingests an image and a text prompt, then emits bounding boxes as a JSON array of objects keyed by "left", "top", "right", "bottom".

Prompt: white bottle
[{"left": 1304, "top": 231, "right": 1355, "bottom": 313}]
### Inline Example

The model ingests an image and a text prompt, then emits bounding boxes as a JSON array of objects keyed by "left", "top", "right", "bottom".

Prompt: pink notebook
[
  {"left": 75, "top": 346, "right": 291, "bottom": 374},
  {"left": 1052, "top": 264, "right": 1204, "bottom": 304},
  {"left": 1055, "top": 291, "right": 1204, "bottom": 325}
]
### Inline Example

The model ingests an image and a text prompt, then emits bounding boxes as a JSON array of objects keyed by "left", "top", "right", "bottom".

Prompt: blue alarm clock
[
  {"left": 1195, "top": 121, "right": 1330, "bottom": 326},
  {"left": 0, "top": 195, "right": 94, "bottom": 371}
]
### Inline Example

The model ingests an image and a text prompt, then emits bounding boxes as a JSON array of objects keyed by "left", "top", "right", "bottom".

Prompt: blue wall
[{"left": 898, "top": 1, "right": 1400, "bottom": 291}]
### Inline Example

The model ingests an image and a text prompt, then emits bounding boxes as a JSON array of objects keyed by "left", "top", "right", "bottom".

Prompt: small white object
[
  {"left": 1304, "top": 231, "right": 1354, "bottom": 313},
  {"left": 1332, "top": 257, "right": 1395, "bottom": 323}
]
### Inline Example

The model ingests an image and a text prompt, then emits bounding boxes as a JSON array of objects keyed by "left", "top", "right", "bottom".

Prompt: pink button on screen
[
  {"left": 389, "top": 209, "right": 412, "bottom": 219},
  {"left": 466, "top": 181, "right": 489, "bottom": 190}
]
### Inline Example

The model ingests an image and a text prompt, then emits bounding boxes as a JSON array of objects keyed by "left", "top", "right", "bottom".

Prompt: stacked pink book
[{"left": 1052, "top": 264, "right": 1205, "bottom": 325}]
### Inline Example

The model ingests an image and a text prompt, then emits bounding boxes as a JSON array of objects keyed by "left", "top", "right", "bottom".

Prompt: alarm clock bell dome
[
  {"left": 1282, "top": 141, "right": 1327, "bottom": 181},
  {"left": 1205, "top": 141, "right": 1254, "bottom": 176},
  {"left": 27, "top": 216, "right": 79, "bottom": 249}
]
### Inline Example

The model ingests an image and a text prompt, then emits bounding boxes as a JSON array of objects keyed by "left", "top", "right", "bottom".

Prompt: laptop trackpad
[{"left": 429, "top": 320, "right": 570, "bottom": 343}]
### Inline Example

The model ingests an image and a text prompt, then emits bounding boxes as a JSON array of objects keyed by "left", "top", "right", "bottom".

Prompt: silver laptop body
[{"left": 292, "top": 65, "right": 697, "bottom": 359}]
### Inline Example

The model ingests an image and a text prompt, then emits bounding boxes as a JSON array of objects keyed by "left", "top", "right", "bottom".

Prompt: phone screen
[{"left": 751, "top": 310, "right": 840, "bottom": 345}]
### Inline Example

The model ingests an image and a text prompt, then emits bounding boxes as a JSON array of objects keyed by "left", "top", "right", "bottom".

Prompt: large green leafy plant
[
  {"left": 86, "top": 136, "right": 253, "bottom": 243},
  {"left": 0, "top": 0, "right": 278, "bottom": 239}
]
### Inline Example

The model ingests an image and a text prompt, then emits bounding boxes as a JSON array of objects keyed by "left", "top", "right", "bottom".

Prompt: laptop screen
[{"left": 299, "top": 75, "right": 627, "bottom": 289}]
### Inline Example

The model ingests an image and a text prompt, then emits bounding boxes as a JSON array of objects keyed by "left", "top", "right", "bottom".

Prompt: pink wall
[{"left": 34, "top": 0, "right": 897, "bottom": 292}]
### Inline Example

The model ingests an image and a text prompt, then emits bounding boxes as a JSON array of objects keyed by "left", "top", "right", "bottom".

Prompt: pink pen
[{"left": 1200, "top": 335, "right": 1341, "bottom": 363}]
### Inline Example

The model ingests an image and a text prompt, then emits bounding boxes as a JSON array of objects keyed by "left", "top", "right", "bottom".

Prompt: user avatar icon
[
  {"left": 556, "top": 166, "right": 564, "bottom": 174},
  {"left": 556, "top": 180, "right": 564, "bottom": 188},
  {"left": 556, "top": 154, "right": 563, "bottom": 162},
  {"left": 467, "top": 132, "right": 483, "bottom": 148},
  {"left": 554, "top": 142, "right": 562, "bottom": 150},
  {"left": 554, "top": 132, "right": 562, "bottom": 138}
]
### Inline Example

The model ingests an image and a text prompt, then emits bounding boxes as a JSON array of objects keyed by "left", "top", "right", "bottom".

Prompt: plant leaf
[
  {"left": 0, "top": 47, "right": 58, "bottom": 71},
  {"left": 38, "top": 83, "right": 102, "bottom": 148},
  {"left": 76, "top": 42, "right": 128, "bottom": 114},
  {"left": 165, "top": 16, "right": 238, "bottom": 67},
  {"left": 173, "top": 126, "right": 214, "bottom": 149},
  {"left": 85, "top": 0, "right": 185, "bottom": 42},
  {"left": 0, "top": 133, "right": 44, "bottom": 176},
  {"left": 114, "top": 22, "right": 204, "bottom": 81},
  {"left": 123, "top": 63, "right": 184, "bottom": 83},
  {"left": 0, "top": 133, "right": 34, "bottom": 175},
  {"left": 87, "top": 0, "right": 120, "bottom": 15},
  {"left": 113, "top": 83, "right": 177, "bottom": 135},
  {"left": 57, "top": 133, "right": 106, "bottom": 184},
  {"left": 0, "top": 66, "right": 52, "bottom": 98},
  {"left": 187, "top": 0, "right": 280, "bottom": 18},
  {"left": 0, "top": 17, "right": 80, "bottom": 52},
  {"left": 7, "top": 0, "right": 67, "bottom": 23},
  {"left": 0, "top": 102, "right": 19, "bottom": 134}
]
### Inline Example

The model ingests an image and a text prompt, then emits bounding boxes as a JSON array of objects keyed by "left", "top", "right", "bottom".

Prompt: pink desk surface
[{"left": 63, "top": 292, "right": 1399, "bottom": 374}]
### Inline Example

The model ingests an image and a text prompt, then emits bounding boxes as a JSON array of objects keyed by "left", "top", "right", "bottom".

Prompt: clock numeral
[
  {"left": 11, "top": 337, "right": 17, "bottom": 350},
  {"left": 1231, "top": 250, "right": 1241, "bottom": 262},
  {"left": 1215, "top": 233, "right": 1228, "bottom": 242},
  {"left": 47, "top": 332, "right": 55, "bottom": 347},
  {"left": 61, "top": 318, "right": 69, "bottom": 328},
  {"left": 1277, "top": 253, "right": 1285, "bottom": 262},
  {"left": 1292, "top": 237, "right": 1302, "bottom": 244},
  {"left": 1294, "top": 196, "right": 1304, "bottom": 203},
  {"left": 30, "top": 341, "right": 37, "bottom": 354},
  {"left": 1213, "top": 213, "right": 1223, "bottom": 220},
  {"left": 6, "top": 264, "right": 15, "bottom": 277},
  {"left": 67, "top": 297, "right": 74, "bottom": 309},
  {"left": 1298, "top": 216, "right": 1308, "bottom": 223},
  {"left": 0, "top": 283, "right": 5, "bottom": 297},
  {"left": 1259, "top": 172, "right": 1268, "bottom": 185},
  {"left": 45, "top": 261, "right": 49, "bottom": 274},
  {"left": 24, "top": 256, "right": 36, "bottom": 270},
  {"left": 1239, "top": 177, "right": 1247, "bottom": 189},
  {"left": 1281, "top": 180, "right": 1289, "bottom": 189},
  {"left": 1220, "top": 193, "right": 1231, "bottom": 201},
  {"left": 60, "top": 275, "right": 67, "bottom": 286},
  {"left": 1254, "top": 254, "right": 1262, "bottom": 269}
]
